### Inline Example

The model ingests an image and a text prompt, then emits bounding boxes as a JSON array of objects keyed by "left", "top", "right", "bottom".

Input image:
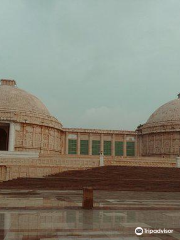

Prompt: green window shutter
[
  {"left": 115, "top": 141, "right": 123, "bottom": 156},
  {"left": 104, "top": 141, "right": 111, "bottom": 156},
  {"left": 126, "top": 142, "right": 135, "bottom": 156},
  {"left": 80, "top": 140, "right": 89, "bottom": 155},
  {"left": 68, "top": 139, "right": 77, "bottom": 154},
  {"left": 92, "top": 140, "right": 100, "bottom": 155}
]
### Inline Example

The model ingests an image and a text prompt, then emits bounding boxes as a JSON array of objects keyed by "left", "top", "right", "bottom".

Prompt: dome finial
[
  {"left": 1, "top": 79, "right": 17, "bottom": 87},
  {"left": 178, "top": 93, "right": 180, "bottom": 99}
]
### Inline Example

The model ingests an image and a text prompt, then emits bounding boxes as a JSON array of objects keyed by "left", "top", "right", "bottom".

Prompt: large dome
[
  {"left": 0, "top": 79, "right": 62, "bottom": 129},
  {"left": 139, "top": 94, "right": 180, "bottom": 158},
  {"left": 147, "top": 95, "right": 180, "bottom": 124},
  {"left": 0, "top": 79, "right": 50, "bottom": 116}
]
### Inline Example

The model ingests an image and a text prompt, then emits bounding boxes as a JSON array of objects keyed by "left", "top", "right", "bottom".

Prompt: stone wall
[
  {"left": 140, "top": 132, "right": 180, "bottom": 158},
  {"left": 14, "top": 123, "right": 62, "bottom": 154}
]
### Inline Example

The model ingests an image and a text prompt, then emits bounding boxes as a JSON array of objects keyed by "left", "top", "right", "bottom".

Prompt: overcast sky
[{"left": 0, "top": 0, "right": 180, "bottom": 130}]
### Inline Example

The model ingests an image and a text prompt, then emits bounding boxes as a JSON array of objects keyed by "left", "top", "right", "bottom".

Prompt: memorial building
[
  {"left": 0, "top": 79, "right": 177, "bottom": 180},
  {"left": 137, "top": 93, "right": 180, "bottom": 158}
]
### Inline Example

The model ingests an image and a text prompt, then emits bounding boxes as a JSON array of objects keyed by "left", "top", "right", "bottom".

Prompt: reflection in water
[
  {"left": 127, "top": 211, "right": 136, "bottom": 223},
  {"left": 0, "top": 190, "right": 180, "bottom": 239},
  {"left": 82, "top": 210, "right": 93, "bottom": 229},
  {"left": 0, "top": 209, "right": 179, "bottom": 239},
  {"left": 0, "top": 214, "right": 4, "bottom": 239}
]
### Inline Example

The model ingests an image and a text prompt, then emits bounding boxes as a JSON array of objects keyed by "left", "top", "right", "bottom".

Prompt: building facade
[
  {"left": 0, "top": 79, "right": 177, "bottom": 181},
  {"left": 0, "top": 79, "right": 137, "bottom": 159},
  {"left": 63, "top": 128, "right": 136, "bottom": 158},
  {"left": 137, "top": 94, "right": 180, "bottom": 158}
]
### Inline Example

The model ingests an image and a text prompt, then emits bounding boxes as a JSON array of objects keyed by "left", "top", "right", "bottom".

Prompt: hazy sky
[{"left": 1, "top": 0, "right": 180, "bottom": 130}]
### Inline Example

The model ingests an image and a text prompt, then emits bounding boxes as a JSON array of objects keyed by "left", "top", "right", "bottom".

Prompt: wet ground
[{"left": 0, "top": 190, "right": 180, "bottom": 239}]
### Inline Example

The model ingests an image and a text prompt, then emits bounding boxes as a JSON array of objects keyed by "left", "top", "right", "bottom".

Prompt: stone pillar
[
  {"left": 65, "top": 132, "right": 69, "bottom": 154},
  {"left": 89, "top": 133, "right": 92, "bottom": 155},
  {"left": 100, "top": 151, "right": 104, "bottom": 166},
  {"left": 100, "top": 134, "right": 104, "bottom": 154},
  {"left": 140, "top": 135, "right": 143, "bottom": 156},
  {"left": 77, "top": 133, "right": 80, "bottom": 155},
  {"left": 135, "top": 135, "right": 138, "bottom": 157},
  {"left": 54, "top": 129, "right": 56, "bottom": 151},
  {"left": 83, "top": 187, "right": 93, "bottom": 209},
  {"left": 22, "top": 123, "right": 26, "bottom": 148},
  {"left": 112, "top": 134, "right": 115, "bottom": 157},
  {"left": 161, "top": 134, "right": 164, "bottom": 155},
  {"left": 40, "top": 126, "right": 43, "bottom": 153},
  {"left": 47, "top": 128, "right": 50, "bottom": 154},
  {"left": 154, "top": 135, "right": 156, "bottom": 154},
  {"left": 123, "top": 135, "right": 127, "bottom": 157},
  {"left": 137, "top": 135, "right": 142, "bottom": 157},
  {"left": 170, "top": 134, "right": 173, "bottom": 154},
  {"left": 32, "top": 126, "right": 36, "bottom": 148},
  {"left": 8, "top": 122, "right": 15, "bottom": 151},
  {"left": 137, "top": 135, "right": 141, "bottom": 157}
]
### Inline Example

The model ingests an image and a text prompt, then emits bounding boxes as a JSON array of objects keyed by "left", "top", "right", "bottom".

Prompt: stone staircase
[
  {"left": 0, "top": 154, "right": 176, "bottom": 182},
  {"left": 1, "top": 165, "right": 180, "bottom": 192}
]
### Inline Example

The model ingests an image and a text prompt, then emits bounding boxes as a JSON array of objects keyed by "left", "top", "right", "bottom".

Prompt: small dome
[
  {"left": 0, "top": 79, "right": 50, "bottom": 116},
  {"left": 147, "top": 96, "right": 180, "bottom": 124}
]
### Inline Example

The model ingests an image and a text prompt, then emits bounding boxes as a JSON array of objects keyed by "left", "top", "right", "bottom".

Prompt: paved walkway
[{"left": 0, "top": 190, "right": 180, "bottom": 239}]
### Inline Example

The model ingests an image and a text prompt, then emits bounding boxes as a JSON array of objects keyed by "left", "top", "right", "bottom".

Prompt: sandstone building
[
  {"left": 137, "top": 94, "right": 180, "bottom": 158},
  {"left": 0, "top": 79, "right": 136, "bottom": 158},
  {"left": 0, "top": 79, "right": 177, "bottom": 180}
]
